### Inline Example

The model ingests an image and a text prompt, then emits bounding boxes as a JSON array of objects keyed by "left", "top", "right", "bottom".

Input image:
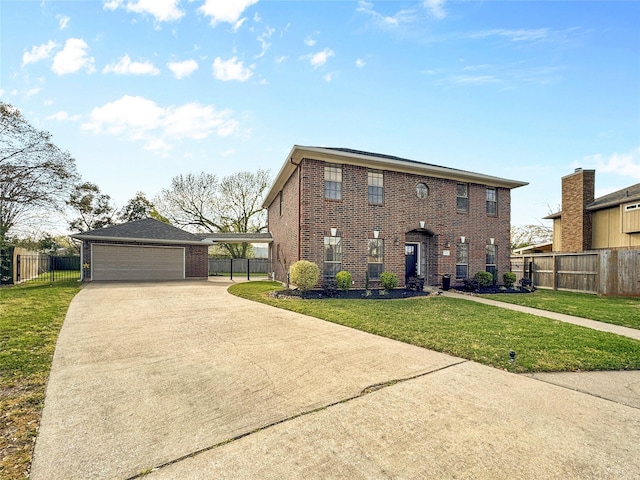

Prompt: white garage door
[{"left": 92, "top": 244, "right": 185, "bottom": 281}]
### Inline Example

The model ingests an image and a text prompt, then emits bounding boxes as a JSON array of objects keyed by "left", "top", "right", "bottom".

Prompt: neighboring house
[
  {"left": 71, "top": 218, "right": 209, "bottom": 281},
  {"left": 545, "top": 168, "right": 640, "bottom": 252},
  {"left": 263, "top": 146, "right": 528, "bottom": 288}
]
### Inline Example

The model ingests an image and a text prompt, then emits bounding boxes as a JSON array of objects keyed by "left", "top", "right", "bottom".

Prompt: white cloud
[
  {"left": 46, "top": 111, "right": 81, "bottom": 121},
  {"left": 51, "top": 38, "right": 95, "bottom": 75},
  {"left": 23, "top": 40, "right": 58, "bottom": 65},
  {"left": 304, "top": 36, "right": 317, "bottom": 46},
  {"left": 585, "top": 148, "right": 640, "bottom": 180},
  {"left": 324, "top": 72, "right": 337, "bottom": 82},
  {"left": 256, "top": 26, "right": 275, "bottom": 58},
  {"left": 103, "top": 54, "right": 160, "bottom": 75},
  {"left": 104, "top": 0, "right": 184, "bottom": 22},
  {"left": 212, "top": 56, "right": 253, "bottom": 81},
  {"left": 57, "top": 14, "right": 70, "bottom": 29},
  {"left": 82, "top": 95, "right": 239, "bottom": 154},
  {"left": 25, "top": 88, "right": 41, "bottom": 97},
  {"left": 357, "top": 0, "right": 416, "bottom": 28},
  {"left": 468, "top": 29, "right": 551, "bottom": 43},
  {"left": 423, "top": 0, "right": 446, "bottom": 19},
  {"left": 356, "top": 58, "right": 366, "bottom": 68},
  {"left": 302, "top": 48, "right": 335, "bottom": 68},
  {"left": 275, "top": 55, "right": 287, "bottom": 64},
  {"left": 167, "top": 59, "right": 199, "bottom": 79},
  {"left": 199, "top": 0, "right": 258, "bottom": 27}
]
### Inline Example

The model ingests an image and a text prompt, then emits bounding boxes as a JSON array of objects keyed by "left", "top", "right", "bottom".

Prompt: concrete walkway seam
[{"left": 126, "top": 360, "right": 469, "bottom": 480}]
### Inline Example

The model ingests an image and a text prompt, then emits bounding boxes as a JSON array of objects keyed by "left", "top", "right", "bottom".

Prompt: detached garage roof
[{"left": 70, "top": 218, "right": 206, "bottom": 245}]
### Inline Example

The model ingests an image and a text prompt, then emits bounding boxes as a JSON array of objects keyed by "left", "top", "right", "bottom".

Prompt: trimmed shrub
[
  {"left": 289, "top": 260, "right": 320, "bottom": 291},
  {"left": 379, "top": 271, "right": 398, "bottom": 290},
  {"left": 503, "top": 272, "right": 517, "bottom": 287},
  {"left": 336, "top": 270, "right": 352, "bottom": 291},
  {"left": 474, "top": 271, "right": 494, "bottom": 287}
]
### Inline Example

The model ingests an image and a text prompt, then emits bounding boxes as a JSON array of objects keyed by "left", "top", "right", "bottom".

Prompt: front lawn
[
  {"left": 229, "top": 282, "right": 640, "bottom": 374},
  {"left": 0, "top": 281, "right": 80, "bottom": 480},
  {"left": 481, "top": 289, "right": 640, "bottom": 330}
]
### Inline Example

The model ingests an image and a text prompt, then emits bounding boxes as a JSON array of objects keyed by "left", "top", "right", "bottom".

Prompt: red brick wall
[
  {"left": 561, "top": 169, "right": 595, "bottom": 252},
  {"left": 270, "top": 158, "right": 512, "bottom": 288},
  {"left": 266, "top": 166, "right": 300, "bottom": 283}
]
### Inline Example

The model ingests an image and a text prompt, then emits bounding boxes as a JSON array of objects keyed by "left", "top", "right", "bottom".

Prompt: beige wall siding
[
  {"left": 552, "top": 218, "right": 562, "bottom": 252},
  {"left": 623, "top": 203, "right": 640, "bottom": 234},
  {"left": 592, "top": 207, "right": 640, "bottom": 249}
]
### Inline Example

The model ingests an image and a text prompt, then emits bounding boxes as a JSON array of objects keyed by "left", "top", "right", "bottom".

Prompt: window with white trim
[
  {"left": 324, "top": 164, "right": 342, "bottom": 200},
  {"left": 456, "top": 243, "right": 468, "bottom": 279},
  {"left": 324, "top": 236, "right": 342, "bottom": 278},
  {"left": 486, "top": 187, "right": 497, "bottom": 216},
  {"left": 456, "top": 183, "right": 469, "bottom": 212},
  {"left": 367, "top": 239, "right": 384, "bottom": 279},
  {"left": 368, "top": 170, "right": 384, "bottom": 205}
]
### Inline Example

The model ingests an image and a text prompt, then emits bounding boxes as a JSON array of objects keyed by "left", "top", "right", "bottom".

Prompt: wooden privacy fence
[{"left": 510, "top": 250, "right": 640, "bottom": 296}]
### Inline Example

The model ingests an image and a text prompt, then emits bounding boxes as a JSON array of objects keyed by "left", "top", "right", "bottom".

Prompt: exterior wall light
[
  {"left": 330, "top": 228, "right": 337, "bottom": 237},
  {"left": 460, "top": 236, "right": 466, "bottom": 244},
  {"left": 373, "top": 230, "right": 380, "bottom": 239},
  {"left": 490, "top": 238, "right": 495, "bottom": 245},
  {"left": 419, "top": 221, "right": 426, "bottom": 229}
]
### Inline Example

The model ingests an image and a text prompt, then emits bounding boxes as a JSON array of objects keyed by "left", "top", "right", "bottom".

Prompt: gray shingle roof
[
  {"left": 587, "top": 182, "right": 640, "bottom": 211},
  {"left": 71, "top": 218, "right": 202, "bottom": 243}
]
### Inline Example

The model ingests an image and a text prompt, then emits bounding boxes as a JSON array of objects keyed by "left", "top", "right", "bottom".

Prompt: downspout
[{"left": 290, "top": 156, "right": 303, "bottom": 262}]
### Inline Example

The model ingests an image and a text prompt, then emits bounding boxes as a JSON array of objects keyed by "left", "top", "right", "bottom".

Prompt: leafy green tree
[
  {"left": 67, "top": 182, "right": 116, "bottom": 233},
  {"left": 0, "top": 102, "right": 78, "bottom": 243},
  {"left": 118, "top": 191, "right": 169, "bottom": 223}
]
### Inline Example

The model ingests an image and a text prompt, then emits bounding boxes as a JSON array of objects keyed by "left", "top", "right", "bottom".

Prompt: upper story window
[
  {"left": 324, "top": 163, "right": 342, "bottom": 200},
  {"left": 416, "top": 182, "right": 429, "bottom": 199},
  {"left": 368, "top": 170, "right": 384, "bottom": 205},
  {"left": 456, "top": 183, "right": 469, "bottom": 212},
  {"left": 486, "top": 187, "right": 497, "bottom": 216}
]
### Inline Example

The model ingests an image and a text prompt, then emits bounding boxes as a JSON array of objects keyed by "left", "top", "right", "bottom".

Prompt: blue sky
[{"left": 2, "top": 0, "right": 639, "bottom": 232}]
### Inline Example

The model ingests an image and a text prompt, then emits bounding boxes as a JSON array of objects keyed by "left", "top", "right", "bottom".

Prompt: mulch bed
[{"left": 271, "top": 288, "right": 431, "bottom": 300}]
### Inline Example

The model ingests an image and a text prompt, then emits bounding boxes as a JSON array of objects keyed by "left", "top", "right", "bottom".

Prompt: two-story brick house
[{"left": 263, "top": 146, "right": 527, "bottom": 288}]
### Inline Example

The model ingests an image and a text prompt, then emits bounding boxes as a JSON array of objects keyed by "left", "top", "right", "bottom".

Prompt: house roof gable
[
  {"left": 70, "top": 218, "right": 204, "bottom": 244},
  {"left": 263, "top": 145, "right": 529, "bottom": 208}
]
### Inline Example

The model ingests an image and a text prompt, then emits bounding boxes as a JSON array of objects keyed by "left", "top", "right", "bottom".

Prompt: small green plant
[
  {"left": 503, "top": 272, "right": 517, "bottom": 287},
  {"left": 335, "top": 270, "right": 352, "bottom": 291},
  {"left": 473, "top": 271, "right": 493, "bottom": 287},
  {"left": 289, "top": 260, "right": 320, "bottom": 291},
  {"left": 379, "top": 271, "right": 398, "bottom": 290}
]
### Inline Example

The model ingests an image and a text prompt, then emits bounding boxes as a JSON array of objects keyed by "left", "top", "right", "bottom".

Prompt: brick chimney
[{"left": 561, "top": 168, "right": 595, "bottom": 252}]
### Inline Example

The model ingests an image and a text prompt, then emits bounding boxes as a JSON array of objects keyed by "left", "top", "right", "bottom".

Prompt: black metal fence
[
  {"left": 208, "top": 258, "right": 272, "bottom": 280},
  {"left": 0, "top": 254, "right": 80, "bottom": 285}
]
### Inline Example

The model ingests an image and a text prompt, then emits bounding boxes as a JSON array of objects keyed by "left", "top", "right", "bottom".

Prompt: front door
[{"left": 405, "top": 243, "right": 418, "bottom": 281}]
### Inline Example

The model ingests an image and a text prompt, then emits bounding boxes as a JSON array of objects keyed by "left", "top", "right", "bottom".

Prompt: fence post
[
  {"left": 230, "top": 258, "right": 233, "bottom": 281},
  {"left": 247, "top": 258, "right": 250, "bottom": 281},
  {"left": 50, "top": 255, "right": 54, "bottom": 282}
]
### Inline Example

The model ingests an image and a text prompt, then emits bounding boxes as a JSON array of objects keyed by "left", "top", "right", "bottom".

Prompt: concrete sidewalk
[{"left": 31, "top": 280, "right": 640, "bottom": 479}]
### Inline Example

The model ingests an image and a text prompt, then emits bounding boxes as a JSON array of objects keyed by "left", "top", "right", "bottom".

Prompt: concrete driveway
[{"left": 31, "top": 280, "right": 640, "bottom": 479}]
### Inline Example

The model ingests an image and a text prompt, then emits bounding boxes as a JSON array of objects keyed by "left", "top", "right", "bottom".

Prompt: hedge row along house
[{"left": 263, "top": 146, "right": 528, "bottom": 288}]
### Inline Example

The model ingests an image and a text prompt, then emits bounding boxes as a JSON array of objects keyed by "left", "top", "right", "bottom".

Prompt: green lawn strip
[
  {"left": 229, "top": 282, "right": 640, "bottom": 374},
  {"left": 0, "top": 281, "right": 80, "bottom": 480},
  {"left": 480, "top": 289, "right": 640, "bottom": 330}
]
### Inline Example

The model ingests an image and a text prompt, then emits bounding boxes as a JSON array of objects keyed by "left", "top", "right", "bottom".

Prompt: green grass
[
  {"left": 481, "top": 289, "right": 640, "bottom": 330},
  {"left": 229, "top": 282, "right": 640, "bottom": 374},
  {"left": 0, "top": 280, "right": 80, "bottom": 480}
]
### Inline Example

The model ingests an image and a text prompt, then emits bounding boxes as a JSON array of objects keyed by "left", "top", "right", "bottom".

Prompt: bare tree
[
  {"left": 0, "top": 102, "right": 78, "bottom": 242},
  {"left": 510, "top": 223, "right": 553, "bottom": 251},
  {"left": 155, "top": 169, "right": 270, "bottom": 257}
]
